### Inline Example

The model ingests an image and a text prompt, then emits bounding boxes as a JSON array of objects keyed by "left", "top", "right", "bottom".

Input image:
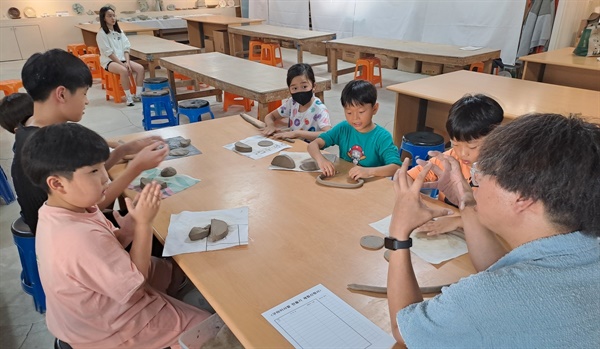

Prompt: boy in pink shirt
[{"left": 22, "top": 123, "right": 213, "bottom": 348}]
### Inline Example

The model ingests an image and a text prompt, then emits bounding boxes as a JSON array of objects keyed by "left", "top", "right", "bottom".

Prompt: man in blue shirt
[{"left": 386, "top": 113, "right": 600, "bottom": 347}]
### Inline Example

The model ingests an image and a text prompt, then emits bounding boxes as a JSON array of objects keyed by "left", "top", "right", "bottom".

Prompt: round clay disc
[
  {"left": 360, "top": 235, "right": 384, "bottom": 250},
  {"left": 258, "top": 140, "right": 273, "bottom": 147},
  {"left": 383, "top": 249, "right": 391, "bottom": 262}
]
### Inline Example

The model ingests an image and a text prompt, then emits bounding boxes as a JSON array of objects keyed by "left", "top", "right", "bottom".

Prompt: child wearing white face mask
[{"left": 262, "top": 63, "right": 332, "bottom": 142}]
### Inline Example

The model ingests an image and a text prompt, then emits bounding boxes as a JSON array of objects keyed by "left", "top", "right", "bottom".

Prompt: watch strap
[{"left": 384, "top": 237, "right": 412, "bottom": 250}]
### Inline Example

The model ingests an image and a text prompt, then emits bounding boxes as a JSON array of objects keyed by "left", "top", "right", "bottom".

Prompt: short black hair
[
  {"left": 0, "top": 93, "right": 33, "bottom": 133},
  {"left": 286, "top": 63, "right": 315, "bottom": 87},
  {"left": 446, "top": 94, "right": 504, "bottom": 142},
  {"left": 340, "top": 80, "right": 377, "bottom": 107},
  {"left": 99, "top": 6, "right": 121, "bottom": 34},
  {"left": 21, "top": 49, "right": 93, "bottom": 102},
  {"left": 21, "top": 123, "right": 109, "bottom": 194},
  {"left": 478, "top": 113, "right": 600, "bottom": 237}
]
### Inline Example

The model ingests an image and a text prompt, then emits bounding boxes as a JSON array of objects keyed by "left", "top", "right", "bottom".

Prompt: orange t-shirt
[
  {"left": 36, "top": 204, "right": 167, "bottom": 347},
  {"left": 407, "top": 148, "right": 473, "bottom": 203}
]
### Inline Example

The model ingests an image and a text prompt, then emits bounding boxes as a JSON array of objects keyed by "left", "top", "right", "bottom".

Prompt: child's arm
[
  {"left": 348, "top": 163, "right": 401, "bottom": 180},
  {"left": 124, "top": 181, "right": 161, "bottom": 280},
  {"left": 98, "top": 141, "right": 168, "bottom": 210},
  {"left": 416, "top": 216, "right": 463, "bottom": 236},
  {"left": 308, "top": 138, "right": 336, "bottom": 176},
  {"left": 273, "top": 125, "right": 332, "bottom": 141},
  {"left": 262, "top": 110, "right": 283, "bottom": 137},
  {"left": 105, "top": 136, "right": 164, "bottom": 170}
]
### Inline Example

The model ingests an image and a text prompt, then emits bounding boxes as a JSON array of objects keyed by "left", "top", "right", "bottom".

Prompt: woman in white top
[{"left": 96, "top": 6, "right": 144, "bottom": 106}]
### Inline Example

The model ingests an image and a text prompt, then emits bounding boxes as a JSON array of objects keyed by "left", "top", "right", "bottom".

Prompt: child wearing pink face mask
[{"left": 262, "top": 63, "right": 332, "bottom": 142}]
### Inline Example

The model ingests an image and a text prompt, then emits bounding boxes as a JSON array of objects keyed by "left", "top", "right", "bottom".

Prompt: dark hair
[
  {"left": 21, "top": 49, "right": 92, "bottom": 102},
  {"left": 478, "top": 113, "right": 600, "bottom": 237},
  {"left": 0, "top": 93, "right": 33, "bottom": 133},
  {"left": 21, "top": 123, "right": 109, "bottom": 193},
  {"left": 446, "top": 94, "right": 504, "bottom": 142},
  {"left": 99, "top": 6, "right": 121, "bottom": 34},
  {"left": 340, "top": 80, "right": 377, "bottom": 107},
  {"left": 286, "top": 63, "right": 315, "bottom": 87}
]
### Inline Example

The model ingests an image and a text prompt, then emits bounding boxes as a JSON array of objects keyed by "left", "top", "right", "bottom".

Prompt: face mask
[{"left": 291, "top": 91, "right": 313, "bottom": 106}]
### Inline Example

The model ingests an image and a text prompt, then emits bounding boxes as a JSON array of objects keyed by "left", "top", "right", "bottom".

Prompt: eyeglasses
[{"left": 470, "top": 162, "right": 481, "bottom": 187}]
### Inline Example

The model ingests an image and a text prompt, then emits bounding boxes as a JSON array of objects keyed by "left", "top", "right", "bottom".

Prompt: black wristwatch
[{"left": 384, "top": 237, "right": 412, "bottom": 250}]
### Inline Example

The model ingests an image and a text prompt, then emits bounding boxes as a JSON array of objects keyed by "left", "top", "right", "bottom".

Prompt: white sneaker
[
  {"left": 126, "top": 96, "right": 134, "bottom": 106},
  {"left": 132, "top": 95, "right": 141, "bottom": 103}
]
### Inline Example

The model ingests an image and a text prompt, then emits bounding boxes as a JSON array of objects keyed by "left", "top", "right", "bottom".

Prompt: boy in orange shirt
[
  {"left": 408, "top": 94, "right": 503, "bottom": 235},
  {"left": 22, "top": 123, "right": 213, "bottom": 348}
]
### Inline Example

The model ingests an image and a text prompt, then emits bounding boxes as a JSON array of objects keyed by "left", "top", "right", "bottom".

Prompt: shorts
[{"left": 105, "top": 60, "right": 126, "bottom": 71}]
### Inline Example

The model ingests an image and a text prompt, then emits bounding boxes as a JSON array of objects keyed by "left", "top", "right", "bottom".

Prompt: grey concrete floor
[{"left": 0, "top": 48, "right": 427, "bottom": 348}]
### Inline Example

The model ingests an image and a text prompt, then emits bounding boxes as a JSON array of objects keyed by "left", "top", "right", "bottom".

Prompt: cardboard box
[
  {"left": 375, "top": 54, "right": 397, "bottom": 69},
  {"left": 309, "top": 41, "right": 327, "bottom": 56},
  {"left": 204, "top": 39, "right": 214, "bottom": 53},
  {"left": 443, "top": 64, "right": 466, "bottom": 74},
  {"left": 397, "top": 58, "right": 422, "bottom": 73},
  {"left": 342, "top": 50, "right": 362, "bottom": 63},
  {"left": 213, "top": 30, "right": 230, "bottom": 54},
  {"left": 421, "top": 62, "right": 443, "bottom": 75}
]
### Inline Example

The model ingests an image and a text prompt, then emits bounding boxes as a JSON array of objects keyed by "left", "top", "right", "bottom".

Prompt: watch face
[{"left": 384, "top": 237, "right": 396, "bottom": 250}]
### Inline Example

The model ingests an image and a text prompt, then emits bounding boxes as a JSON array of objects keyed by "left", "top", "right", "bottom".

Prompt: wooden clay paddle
[{"left": 239, "top": 113, "right": 295, "bottom": 143}]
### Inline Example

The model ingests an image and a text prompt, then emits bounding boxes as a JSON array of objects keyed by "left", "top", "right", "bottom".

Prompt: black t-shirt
[{"left": 12, "top": 125, "right": 46, "bottom": 234}]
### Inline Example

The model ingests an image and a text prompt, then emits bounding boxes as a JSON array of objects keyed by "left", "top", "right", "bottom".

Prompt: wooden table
[
  {"left": 386, "top": 70, "right": 600, "bottom": 143},
  {"left": 183, "top": 15, "right": 264, "bottom": 53},
  {"left": 110, "top": 116, "right": 476, "bottom": 348},
  {"left": 75, "top": 22, "right": 159, "bottom": 47},
  {"left": 127, "top": 35, "right": 201, "bottom": 78},
  {"left": 326, "top": 36, "right": 501, "bottom": 83},
  {"left": 159, "top": 52, "right": 331, "bottom": 120},
  {"left": 227, "top": 24, "right": 336, "bottom": 65},
  {"left": 519, "top": 47, "right": 600, "bottom": 91}
]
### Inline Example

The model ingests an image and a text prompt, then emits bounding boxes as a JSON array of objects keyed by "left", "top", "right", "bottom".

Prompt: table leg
[
  {"left": 167, "top": 69, "right": 178, "bottom": 113},
  {"left": 148, "top": 61, "right": 157, "bottom": 78},
  {"left": 80, "top": 30, "right": 96, "bottom": 47},
  {"left": 393, "top": 93, "right": 422, "bottom": 145},
  {"left": 296, "top": 43, "right": 303, "bottom": 63},
  {"left": 329, "top": 48, "right": 339, "bottom": 83},
  {"left": 483, "top": 59, "right": 494, "bottom": 74},
  {"left": 257, "top": 102, "right": 269, "bottom": 121},
  {"left": 187, "top": 22, "right": 202, "bottom": 48},
  {"left": 315, "top": 91, "right": 325, "bottom": 104},
  {"left": 228, "top": 32, "right": 237, "bottom": 57},
  {"left": 521, "top": 62, "right": 545, "bottom": 82}
]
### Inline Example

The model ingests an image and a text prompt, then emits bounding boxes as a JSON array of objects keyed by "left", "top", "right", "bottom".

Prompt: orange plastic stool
[
  {"left": 79, "top": 54, "right": 102, "bottom": 81},
  {"left": 173, "top": 72, "right": 196, "bottom": 91},
  {"left": 354, "top": 57, "right": 382, "bottom": 87},
  {"left": 469, "top": 62, "right": 485, "bottom": 73},
  {"left": 86, "top": 46, "right": 99, "bottom": 55},
  {"left": 67, "top": 43, "right": 87, "bottom": 57},
  {"left": 223, "top": 92, "right": 253, "bottom": 112},
  {"left": 268, "top": 100, "right": 282, "bottom": 113},
  {"left": 0, "top": 79, "right": 24, "bottom": 96},
  {"left": 249, "top": 40, "right": 263, "bottom": 62},
  {"left": 102, "top": 70, "right": 136, "bottom": 104},
  {"left": 260, "top": 43, "right": 283, "bottom": 67}
]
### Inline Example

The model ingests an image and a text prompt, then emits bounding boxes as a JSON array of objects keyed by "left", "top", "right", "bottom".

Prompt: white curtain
[{"left": 249, "top": 0, "right": 526, "bottom": 65}]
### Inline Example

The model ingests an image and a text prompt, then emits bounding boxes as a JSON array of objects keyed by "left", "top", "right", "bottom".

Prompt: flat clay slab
[
  {"left": 234, "top": 141, "right": 252, "bottom": 153},
  {"left": 179, "top": 138, "right": 191, "bottom": 147},
  {"left": 140, "top": 177, "right": 167, "bottom": 189},
  {"left": 258, "top": 140, "right": 273, "bottom": 147},
  {"left": 384, "top": 249, "right": 391, "bottom": 262},
  {"left": 160, "top": 166, "right": 177, "bottom": 177},
  {"left": 208, "top": 219, "right": 229, "bottom": 242},
  {"left": 271, "top": 154, "right": 295, "bottom": 169},
  {"left": 189, "top": 225, "right": 211, "bottom": 241},
  {"left": 169, "top": 148, "right": 190, "bottom": 157},
  {"left": 360, "top": 235, "right": 385, "bottom": 250},
  {"left": 299, "top": 159, "right": 319, "bottom": 171}
]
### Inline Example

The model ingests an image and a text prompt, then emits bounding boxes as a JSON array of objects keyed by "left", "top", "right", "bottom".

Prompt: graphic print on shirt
[{"left": 348, "top": 145, "right": 366, "bottom": 165}]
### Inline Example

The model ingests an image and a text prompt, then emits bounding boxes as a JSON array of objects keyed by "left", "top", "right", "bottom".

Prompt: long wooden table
[
  {"left": 183, "top": 15, "right": 264, "bottom": 53},
  {"left": 227, "top": 24, "right": 336, "bottom": 65},
  {"left": 386, "top": 70, "right": 600, "bottom": 143},
  {"left": 127, "top": 35, "right": 201, "bottom": 78},
  {"left": 519, "top": 47, "right": 600, "bottom": 91},
  {"left": 159, "top": 52, "right": 331, "bottom": 120},
  {"left": 327, "top": 36, "right": 501, "bottom": 83},
  {"left": 75, "top": 22, "right": 159, "bottom": 47},
  {"left": 110, "top": 116, "right": 476, "bottom": 348}
]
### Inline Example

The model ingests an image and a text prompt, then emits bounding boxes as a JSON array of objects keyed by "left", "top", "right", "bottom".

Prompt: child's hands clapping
[{"left": 124, "top": 181, "right": 161, "bottom": 225}]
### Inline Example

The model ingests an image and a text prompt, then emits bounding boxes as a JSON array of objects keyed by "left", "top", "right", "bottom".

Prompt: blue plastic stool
[
  {"left": 178, "top": 99, "right": 214, "bottom": 123},
  {"left": 141, "top": 89, "right": 179, "bottom": 131},
  {"left": 143, "top": 77, "right": 169, "bottom": 91},
  {"left": 400, "top": 131, "right": 445, "bottom": 198},
  {"left": 12, "top": 217, "right": 46, "bottom": 314},
  {"left": 0, "top": 166, "right": 16, "bottom": 204}
]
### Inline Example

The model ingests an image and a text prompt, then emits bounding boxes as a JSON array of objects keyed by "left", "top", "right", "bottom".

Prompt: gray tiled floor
[{"left": 0, "top": 48, "right": 427, "bottom": 348}]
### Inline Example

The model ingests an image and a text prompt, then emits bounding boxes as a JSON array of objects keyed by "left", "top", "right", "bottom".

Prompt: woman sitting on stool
[{"left": 96, "top": 6, "right": 144, "bottom": 106}]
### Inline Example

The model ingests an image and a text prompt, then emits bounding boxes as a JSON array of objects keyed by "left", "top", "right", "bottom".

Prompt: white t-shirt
[{"left": 277, "top": 96, "right": 331, "bottom": 132}]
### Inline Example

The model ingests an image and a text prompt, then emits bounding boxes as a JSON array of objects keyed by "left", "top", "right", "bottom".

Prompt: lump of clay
[
  {"left": 234, "top": 141, "right": 252, "bottom": 153},
  {"left": 258, "top": 140, "right": 273, "bottom": 147},
  {"left": 208, "top": 219, "right": 229, "bottom": 242},
  {"left": 140, "top": 177, "right": 167, "bottom": 189},
  {"left": 299, "top": 159, "right": 319, "bottom": 171},
  {"left": 160, "top": 166, "right": 177, "bottom": 177},
  {"left": 179, "top": 138, "right": 191, "bottom": 147},
  {"left": 271, "top": 154, "right": 295, "bottom": 169},
  {"left": 189, "top": 225, "right": 211, "bottom": 241},
  {"left": 360, "top": 235, "right": 385, "bottom": 250},
  {"left": 169, "top": 148, "right": 189, "bottom": 156}
]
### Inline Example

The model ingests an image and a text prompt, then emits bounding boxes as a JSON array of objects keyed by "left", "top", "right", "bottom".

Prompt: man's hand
[
  {"left": 389, "top": 159, "right": 454, "bottom": 240},
  {"left": 416, "top": 216, "right": 462, "bottom": 236}
]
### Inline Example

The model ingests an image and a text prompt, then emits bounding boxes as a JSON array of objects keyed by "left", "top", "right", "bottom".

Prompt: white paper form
[
  {"left": 162, "top": 207, "right": 249, "bottom": 257},
  {"left": 223, "top": 135, "right": 291, "bottom": 160},
  {"left": 262, "top": 284, "right": 395, "bottom": 349}
]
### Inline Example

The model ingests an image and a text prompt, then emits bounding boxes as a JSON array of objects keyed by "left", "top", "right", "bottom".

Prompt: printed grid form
[{"left": 263, "top": 284, "right": 394, "bottom": 349}]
